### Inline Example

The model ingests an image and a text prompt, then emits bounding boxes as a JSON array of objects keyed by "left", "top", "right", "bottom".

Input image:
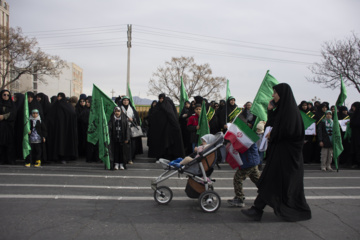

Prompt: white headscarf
[{"left": 201, "top": 134, "right": 216, "bottom": 145}]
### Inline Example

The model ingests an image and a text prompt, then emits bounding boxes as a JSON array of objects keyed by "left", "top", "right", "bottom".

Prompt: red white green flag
[
  {"left": 225, "top": 143, "right": 243, "bottom": 169},
  {"left": 224, "top": 117, "right": 259, "bottom": 153}
]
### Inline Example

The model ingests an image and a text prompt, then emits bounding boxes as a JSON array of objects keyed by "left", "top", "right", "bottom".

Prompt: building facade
[
  {"left": 14, "top": 62, "right": 83, "bottom": 98},
  {"left": 0, "top": 0, "right": 10, "bottom": 90}
]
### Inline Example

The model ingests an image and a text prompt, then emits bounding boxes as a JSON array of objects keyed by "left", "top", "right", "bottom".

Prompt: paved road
[{"left": 0, "top": 156, "right": 360, "bottom": 240}]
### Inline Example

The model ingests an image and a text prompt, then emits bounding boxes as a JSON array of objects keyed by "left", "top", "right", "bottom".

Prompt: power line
[{"left": 134, "top": 24, "right": 319, "bottom": 54}]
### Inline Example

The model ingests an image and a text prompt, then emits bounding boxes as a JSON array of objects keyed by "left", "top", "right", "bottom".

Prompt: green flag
[
  {"left": 179, "top": 76, "right": 189, "bottom": 114},
  {"left": 333, "top": 75, "right": 347, "bottom": 172},
  {"left": 226, "top": 79, "right": 231, "bottom": 101},
  {"left": 300, "top": 111, "right": 316, "bottom": 130},
  {"left": 88, "top": 84, "right": 117, "bottom": 145},
  {"left": 22, "top": 92, "right": 31, "bottom": 159},
  {"left": 250, "top": 70, "right": 279, "bottom": 122},
  {"left": 336, "top": 75, "right": 347, "bottom": 106},
  {"left": 99, "top": 98, "right": 111, "bottom": 169},
  {"left": 127, "top": 83, "right": 136, "bottom": 111},
  {"left": 332, "top": 106, "right": 343, "bottom": 172},
  {"left": 197, "top": 101, "right": 210, "bottom": 145}
]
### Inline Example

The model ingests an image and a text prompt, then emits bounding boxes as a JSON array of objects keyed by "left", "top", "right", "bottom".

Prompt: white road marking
[
  {"left": 0, "top": 194, "right": 359, "bottom": 201},
  {"left": 1, "top": 183, "right": 360, "bottom": 190}
]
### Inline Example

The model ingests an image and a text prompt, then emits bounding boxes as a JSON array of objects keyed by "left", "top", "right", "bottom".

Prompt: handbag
[{"left": 130, "top": 123, "right": 144, "bottom": 138}]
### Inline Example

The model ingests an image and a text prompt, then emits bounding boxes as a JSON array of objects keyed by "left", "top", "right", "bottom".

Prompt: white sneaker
[
  {"left": 114, "top": 163, "right": 119, "bottom": 170},
  {"left": 120, "top": 164, "right": 124, "bottom": 170}
]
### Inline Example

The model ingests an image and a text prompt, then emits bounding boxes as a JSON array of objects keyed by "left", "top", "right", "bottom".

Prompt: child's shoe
[
  {"left": 25, "top": 163, "right": 31, "bottom": 168},
  {"left": 34, "top": 160, "right": 41, "bottom": 168},
  {"left": 119, "top": 164, "right": 124, "bottom": 170},
  {"left": 114, "top": 163, "right": 119, "bottom": 170}
]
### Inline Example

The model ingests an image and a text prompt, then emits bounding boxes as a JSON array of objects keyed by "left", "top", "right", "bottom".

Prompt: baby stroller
[{"left": 151, "top": 132, "right": 224, "bottom": 213}]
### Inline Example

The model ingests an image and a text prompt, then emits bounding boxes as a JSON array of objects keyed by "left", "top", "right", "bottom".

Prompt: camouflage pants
[{"left": 233, "top": 166, "right": 260, "bottom": 199}]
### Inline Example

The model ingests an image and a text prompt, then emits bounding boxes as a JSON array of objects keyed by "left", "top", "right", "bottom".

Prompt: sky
[{"left": 7, "top": 0, "right": 360, "bottom": 107}]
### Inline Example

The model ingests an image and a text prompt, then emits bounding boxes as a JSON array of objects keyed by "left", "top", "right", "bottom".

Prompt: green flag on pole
[
  {"left": 22, "top": 92, "right": 31, "bottom": 159},
  {"left": 333, "top": 106, "right": 343, "bottom": 172},
  {"left": 333, "top": 76, "right": 347, "bottom": 172},
  {"left": 197, "top": 100, "right": 210, "bottom": 145},
  {"left": 127, "top": 83, "right": 137, "bottom": 111},
  {"left": 300, "top": 111, "right": 316, "bottom": 130},
  {"left": 336, "top": 75, "right": 347, "bottom": 106},
  {"left": 179, "top": 76, "right": 189, "bottom": 114},
  {"left": 87, "top": 84, "right": 117, "bottom": 145},
  {"left": 250, "top": 70, "right": 279, "bottom": 122},
  {"left": 250, "top": 70, "right": 279, "bottom": 132},
  {"left": 226, "top": 79, "right": 231, "bottom": 101},
  {"left": 99, "top": 98, "right": 111, "bottom": 169}
]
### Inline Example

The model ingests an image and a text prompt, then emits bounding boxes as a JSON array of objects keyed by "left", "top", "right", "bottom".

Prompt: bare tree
[
  {"left": 307, "top": 32, "right": 360, "bottom": 93},
  {"left": 148, "top": 56, "right": 227, "bottom": 102},
  {"left": 0, "top": 26, "right": 66, "bottom": 91}
]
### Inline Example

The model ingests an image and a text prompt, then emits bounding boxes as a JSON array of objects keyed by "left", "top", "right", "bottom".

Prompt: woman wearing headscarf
[
  {"left": 0, "top": 90, "right": 17, "bottom": 164},
  {"left": 179, "top": 100, "right": 192, "bottom": 155},
  {"left": 219, "top": 96, "right": 240, "bottom": 132},
  {"left": 298, "top": 100, "right": 312, "bottom": 163},
  {"left": 75, "top": 94, "right": 87, "bottom": 158},
  {"left": 147, "top": 93, "right": 184, "bottom": 159},
  {"left": 240, "top": 101, "right": 257, "bottom": 129},
  {"left": 36, "top": 93, "right": 51, "bottom": 120},
  {"left": 120, "top": 96, "right": 143, "bottom": 164},
  {"left": 143, "top": 100, "right": 157, "bottom": 137},
  {"left": 13, "top": 93, "right": 26, "bottom": 160},
  {"left": 349, "top": 102, "right": 360, "bottom": 168},
  {"left": 45, "top": 92, "right": 78, "bottom": 163},
  {"left": 241, "top": 83, "right": 311, "bottom": 222},
  {"left": 78, "top": 96, "right": 99, "bottom": 163},
  {"left": 338, "top": 106, "right": 350, "bottom": 166},
  {"left": 27, "top": 92, "right": 44, "bottom": 121}
]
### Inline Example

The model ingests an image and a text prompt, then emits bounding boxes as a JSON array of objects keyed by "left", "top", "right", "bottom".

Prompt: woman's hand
[
  {"left": 268, "top": 100, "right": 275, "bottom": 111},
  {"left": 319, "top": 141, "right": 324, "bottom": 147}
]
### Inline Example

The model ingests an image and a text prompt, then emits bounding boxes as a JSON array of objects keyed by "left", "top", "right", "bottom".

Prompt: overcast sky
[{"left": 7, "top": 0, "right": 360, "bottom": 107}]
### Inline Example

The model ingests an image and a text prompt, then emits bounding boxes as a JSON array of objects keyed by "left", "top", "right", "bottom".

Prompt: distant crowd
[{"left": 0, "top": 89, "right": 359, "bottom": 171}]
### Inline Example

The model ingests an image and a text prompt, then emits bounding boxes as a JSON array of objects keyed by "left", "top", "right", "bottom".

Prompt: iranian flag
[
  {"left": 225, "top": 117, "right": 259, "bottom": 154},
  {"left": 226, "top": 143, "right": 243, "bottom": 169}
]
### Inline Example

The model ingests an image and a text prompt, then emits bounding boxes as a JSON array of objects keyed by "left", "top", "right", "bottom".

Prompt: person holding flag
[
  {"left": 227, "top": 116, "right": 261, "bottom": 208},
  {"left": 108, "top": 106, "right": 130, "bottom": 170},
  {"left": 241, "top": 83, "right": 311, "bottom": 222}
]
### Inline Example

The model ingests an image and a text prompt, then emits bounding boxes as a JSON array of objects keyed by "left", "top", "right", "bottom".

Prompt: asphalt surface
[{"left": 0, "top": 141, "right": 359, "bottom": 240}]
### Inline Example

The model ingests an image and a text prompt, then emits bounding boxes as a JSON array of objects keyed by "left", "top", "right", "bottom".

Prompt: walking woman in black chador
[
  {"left": 0, "top": 90, "right": 17, "bottom": 165},
  {"left": 241, "top": 83, "right": 311, "bottom": 222}
]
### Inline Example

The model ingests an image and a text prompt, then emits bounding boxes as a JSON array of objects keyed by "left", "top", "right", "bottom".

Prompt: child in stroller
[
  {"left": 151, "top": 132, "right": 224, "bottom": 213},
  {"left": 168, "top": 134, "right": 216, "bottom": 168}
]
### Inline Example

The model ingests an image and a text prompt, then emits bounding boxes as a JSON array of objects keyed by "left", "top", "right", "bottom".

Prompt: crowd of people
[
  {"left": 1, "top": 84, "right": 360, "bottom": 222},
  {"left": 0, "top": 88, "right": 359, "bottom": 171}
]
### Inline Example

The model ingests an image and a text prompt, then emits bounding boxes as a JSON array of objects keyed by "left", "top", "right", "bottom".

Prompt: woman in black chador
[
  {"left": 147, "top": 93, "right": 184, "bottom": 159},
  {"left": 241, "top": 83, "right": 311, "bottom": 222},
  {"left": 0, "top": 90, "right": 17, "bottom": 164},
  {"left": 45, "top": 92, "right": 78, "bottom": 162}
]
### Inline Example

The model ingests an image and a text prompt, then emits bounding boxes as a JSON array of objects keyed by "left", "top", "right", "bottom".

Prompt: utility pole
[
  {"left": 126, "top": 24, "right": 132, "bottom": 96},
  {"left": 110, "top": 89, "right": 115, "bottom": 98}
]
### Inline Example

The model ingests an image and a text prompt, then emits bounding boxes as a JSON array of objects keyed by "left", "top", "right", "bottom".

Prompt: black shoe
[{"left": 241, "top": 206, "right": 263, "bottom": 221}]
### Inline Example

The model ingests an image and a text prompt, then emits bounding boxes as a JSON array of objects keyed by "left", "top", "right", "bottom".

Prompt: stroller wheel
[
  {"left": 199, "top": 190, "right": 221, "bottom": 213},
  {"left": 154, "top": 186, "right": 173, "bottom": 205}
]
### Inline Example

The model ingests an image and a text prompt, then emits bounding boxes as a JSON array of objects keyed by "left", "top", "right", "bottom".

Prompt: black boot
[{"left": 241, "top": 206, "right": 263, "bottom": 221}]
